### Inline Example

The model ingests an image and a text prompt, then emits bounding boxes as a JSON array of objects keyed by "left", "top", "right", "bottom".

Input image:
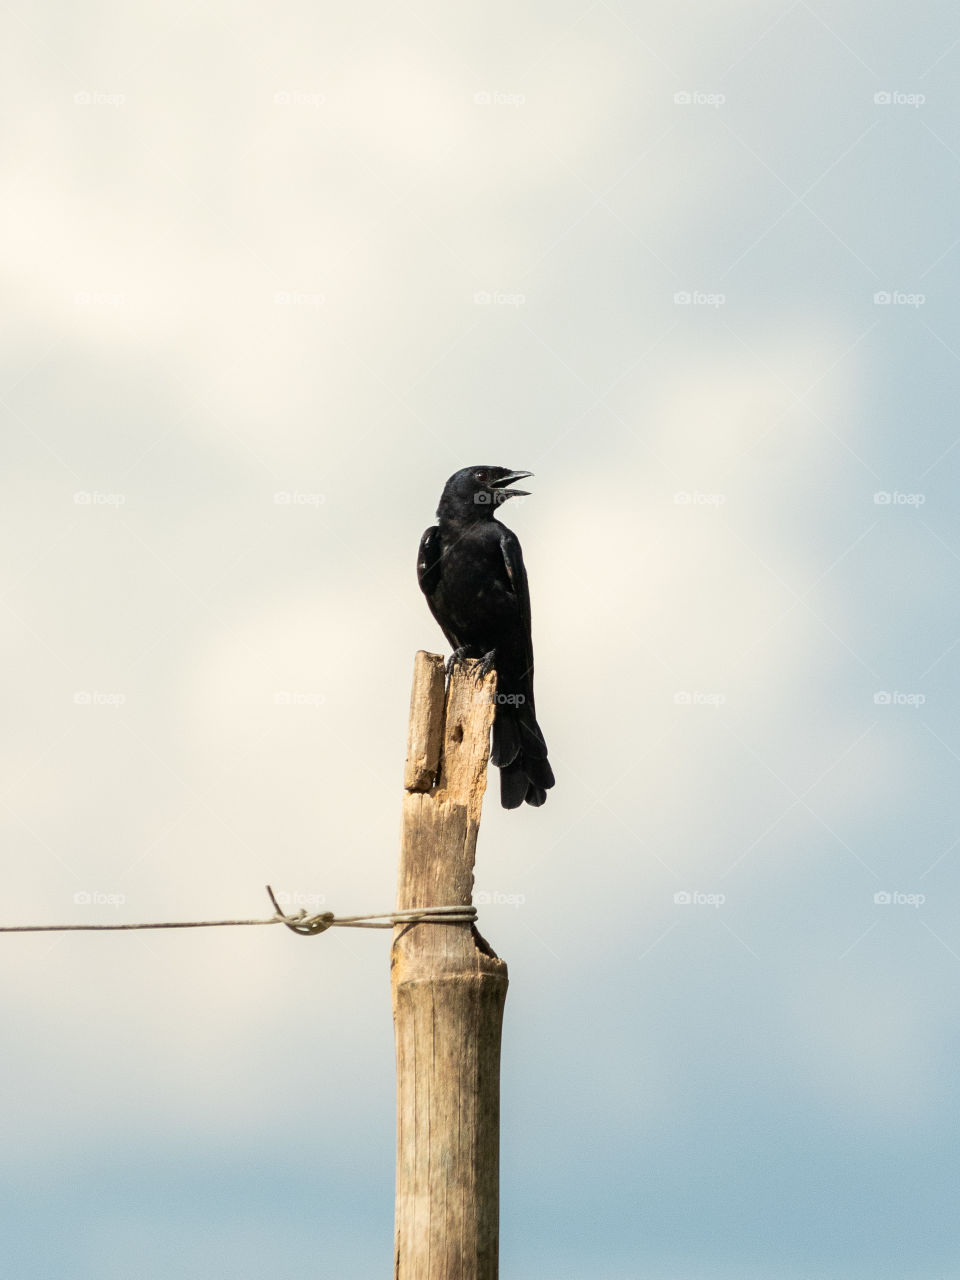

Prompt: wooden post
[{"left": 392, "top": 651, "right": 508, "bottom": 1280}]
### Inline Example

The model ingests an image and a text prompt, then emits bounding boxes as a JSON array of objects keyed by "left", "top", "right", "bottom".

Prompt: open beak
[{"left": 494, "top": 470, "right": 533, "bottom": 500}]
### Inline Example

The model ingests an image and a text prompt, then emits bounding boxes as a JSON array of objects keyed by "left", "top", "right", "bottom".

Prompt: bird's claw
[
  {"left": 474, "top": 650, "right": 496, "bottom": 685},
  {"left": 446, "top": 647, "right": 470, "bottom": 676}
]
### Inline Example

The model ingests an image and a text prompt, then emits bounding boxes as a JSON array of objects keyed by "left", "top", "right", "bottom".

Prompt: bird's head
[{"left": 437, "top": 466, "right": 533, "bottom": 521}]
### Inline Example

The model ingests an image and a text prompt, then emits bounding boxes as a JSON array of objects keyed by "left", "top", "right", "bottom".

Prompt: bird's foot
[
  {"left": 474, "top": 649, "right": 497, "bottom": 685},
  {"left": 446, "top": 647, "right": 470, "bottom": 676}
]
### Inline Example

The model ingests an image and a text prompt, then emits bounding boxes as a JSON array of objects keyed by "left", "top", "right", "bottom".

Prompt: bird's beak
[{"left": 494, "top": 470, "right": 533, "bottom": 500}]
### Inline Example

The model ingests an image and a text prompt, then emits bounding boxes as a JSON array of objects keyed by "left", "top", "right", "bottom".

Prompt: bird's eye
[{"left": 475, "top": 470, "right": 487, "bottom": 483}]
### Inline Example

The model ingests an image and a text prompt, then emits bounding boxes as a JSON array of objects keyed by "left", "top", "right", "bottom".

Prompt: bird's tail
[{"left": 491, "top": 701, "right": 555, "bottom": 809}]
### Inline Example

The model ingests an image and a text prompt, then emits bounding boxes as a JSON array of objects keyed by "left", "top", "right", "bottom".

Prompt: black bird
[{"left": 417, "top": 466, "right": 555, "bottom": 808}]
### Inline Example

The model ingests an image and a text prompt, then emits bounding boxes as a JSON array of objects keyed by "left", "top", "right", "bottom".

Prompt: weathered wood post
[{"left": 392, "top": 651, "right": 508, "bottom": 1279}]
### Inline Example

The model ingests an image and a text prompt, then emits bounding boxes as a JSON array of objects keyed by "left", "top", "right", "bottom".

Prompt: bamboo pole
[{"left": 392, "top": 651, "right": 508, "bottom": 1280}]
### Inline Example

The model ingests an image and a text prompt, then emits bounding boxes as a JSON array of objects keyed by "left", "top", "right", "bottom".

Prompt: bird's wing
[
  {"left": 498, "top": 524, "right": 535, "bottom": 684},
  {"left": 416, "top": 525, "right": 442, "bottom": 596},
  {"left": 418, "top": 524, "right": 461, "bottom": 651}
]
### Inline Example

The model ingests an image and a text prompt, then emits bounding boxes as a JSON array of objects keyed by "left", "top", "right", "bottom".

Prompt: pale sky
[{"left": 2, "top": 2, "right": 958, "bottom": 1276}]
